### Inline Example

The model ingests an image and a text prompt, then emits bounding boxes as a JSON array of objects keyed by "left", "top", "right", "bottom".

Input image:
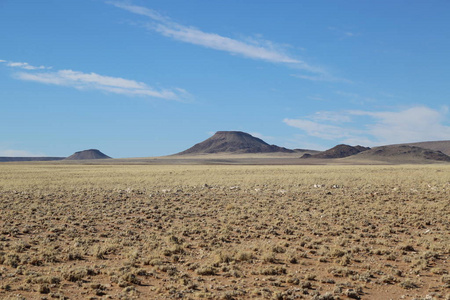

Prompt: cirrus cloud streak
[
  {"left": 108, "top": 2, "right": 326, "bottom": 74},
  {"left": 15, "top": 70, "right": 187, "bottom": 100},
  {"left": 1, "top": 60, "right": 189, "bottom": 101},
  {"left": 107, "top": 2, "right": 352, "bottom": 82}
]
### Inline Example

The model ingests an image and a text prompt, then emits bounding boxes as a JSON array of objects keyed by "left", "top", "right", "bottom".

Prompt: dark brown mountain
[
  {"left": 177, "top": 131, "right": 294, "bottom": 155},
  {"left": 354, "top": 145, "right": 371, "bottom": 152},
  {"left": 65, "top": 149, "right": 111, "bottom": 160},
  {"left": 391, "top": 140, "right": 450, "bottom": 156},
  {"left": 302, "top": 144, "right": 370, "bottom": 159},
  {"left": 352, "top": 145, "right": 450, "bottom": 162}
]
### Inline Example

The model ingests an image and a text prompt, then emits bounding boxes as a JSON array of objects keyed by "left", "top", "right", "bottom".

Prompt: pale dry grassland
[{"left": 0, "top": 164, "right": 449, "bottom": 300}]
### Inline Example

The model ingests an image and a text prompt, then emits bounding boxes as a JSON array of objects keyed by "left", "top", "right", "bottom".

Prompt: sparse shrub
[
  {"left": 120, "top": 272, "right": 142, "bottom": 286},
  {"left": 289, "top": 255, "right": 298, "bottom": 264},
  {"left": 441, "top": 275, "right": 450, "bottom": 284},
  {"left": 4, "top": 253, "right": 21, "bottom": 268},
  {"left": 287, "top": 277, "right": 300, "bottom": 285},
  {"left": 386, "top": 253, "right": 397, "bottom": 261},
  {"left": 196, "top": 266, "right": 217, "bottom": 276},
  {"left": 236, "top": 251, "right": 254, "bottom": 262},
  {"left": 399, "top": 245, "right": 415, "bottom": 252},
  {"left": 28, "top": 276, "right": 61, "bottom": 285},
  {"left": 63, "top": 267, "right": 96, "bottom": 282},
  {"left": 260, "top": 266, "right": 286, "bottom": 275},
  {"left": 400, "top": 279, "right": 419, "bottom": 289},
  {"left": 329, "top": 248, "right": 346, "bottom": 258},
  {"left": 39, "top": 284, "right": 50, "bottom": 294},
  {"left": 272, "top": 245, "right": 286, "bottom": 254},
  {"left": 262, "top": 253, "right": 277, "bottom": 264},
  {"left": 39, "top": 248, "right": 60, "bottom": 263},
  {"left": 328, "top": 267, "right": 357, "bottom": 277},
  {"left": 380, "top": 275, "right": 397, "bottom": 284},
  {"left": 67, "top": 250, "right": 83, "bottom": 261},
  {"left": 316, "top": 293, "right": 335, "bottom": 300},
  {"left": 345, "top": 289, "right": 360, "bottom": 299},
  {"left": 305, "top": 274, "right": 317, "bottom": 281},
  {"left": 216, "top": 251, "right": 234, "bottom": 264},
  {"left": 338, "top": 254, "right": 351, "bottom": 266}
]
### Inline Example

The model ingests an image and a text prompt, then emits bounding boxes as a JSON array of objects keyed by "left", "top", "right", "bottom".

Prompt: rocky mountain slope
[{"left": 178, "top": 131, "right": 294, "bottom": 155}]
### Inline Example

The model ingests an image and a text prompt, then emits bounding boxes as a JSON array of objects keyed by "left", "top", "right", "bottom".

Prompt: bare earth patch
[{"left": 0, "top": 165, "right": 449, "bottom": 299}]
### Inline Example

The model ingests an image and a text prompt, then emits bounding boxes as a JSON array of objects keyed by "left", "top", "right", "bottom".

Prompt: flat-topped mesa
[
  {"left": 65, "top": 149, "right": 111, "bottom": 160},
  {"left": 178, "top": 131, "right": 294, "bottom": 154}
]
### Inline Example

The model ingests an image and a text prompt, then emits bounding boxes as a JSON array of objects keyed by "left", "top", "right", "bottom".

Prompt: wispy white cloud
[
  {"left": 1, "top": 59, "right": 189, "bottom": 101},
  {"left": 292, "top": 74, "right": 352, "bottom": 83},
  {"left": 349, "top": 106, "right": 450, "bottom": 144},
  {"left": 15, "top": 69, "right": 188, "bottom": 100},
  {"left": 154, "top": 23, "right": 302, "bottom": 64},
  {"left": 106, "top": 2, "right": 167, "bottom": 22},
  {"left": 107, "top": 2, "right": 330, "bottom": 75},
  {"left": 284, "top": 106, "right": 450, "bottom": 146},
  {"left": 0, "top": 149, "right": 46, "bottom": 157},
  {"left": 0, "top": 60, "right": 50, "bottom": 70}
]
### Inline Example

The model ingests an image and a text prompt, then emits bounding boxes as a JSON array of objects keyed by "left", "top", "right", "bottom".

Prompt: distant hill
[
  {"left": 65, "top": 149, "right": 111, "bottom": 160},
  {"left": 177, "top": 131, "right": 295, "bottom": 155},
  {"left": 302, "top": 144, "right": 370, "bottom": 159},
  {"left": 393, "top": 140, "right": 450, "bottom": 156},
  {"left": 351, "top": 145, "right": 450, "bottom": 162},
  {"left": 0, "top": 157, "right": 65, "bottom": 162}
]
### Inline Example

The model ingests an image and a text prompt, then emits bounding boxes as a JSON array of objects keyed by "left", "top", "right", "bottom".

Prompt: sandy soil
[{"left": 0, "top": 164, "right": 448, "bottom": 299}]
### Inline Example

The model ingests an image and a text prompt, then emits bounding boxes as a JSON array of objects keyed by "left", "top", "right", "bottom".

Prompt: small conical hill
[{"left": 302, "top": 144, "right": 370, "bottom": 159}]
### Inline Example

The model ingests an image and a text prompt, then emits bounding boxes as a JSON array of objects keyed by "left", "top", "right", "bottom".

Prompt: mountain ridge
[{"left": 350, "top": 145, "right": 450, "bottom": 162}]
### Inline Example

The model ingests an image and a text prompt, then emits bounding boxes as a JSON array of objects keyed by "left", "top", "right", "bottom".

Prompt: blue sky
[{"left": 1, "top": 0, "right": 450, "bottom": 157}]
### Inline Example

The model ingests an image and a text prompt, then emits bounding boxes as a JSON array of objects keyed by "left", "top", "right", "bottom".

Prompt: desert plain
[{"left": 0, "top": 163, "right": 449, "bottom": 299}]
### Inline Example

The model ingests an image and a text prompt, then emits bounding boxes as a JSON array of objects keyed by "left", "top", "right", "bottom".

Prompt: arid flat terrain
[{"left": 0, "top": 164, "right": 449, "bottom": 299}]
